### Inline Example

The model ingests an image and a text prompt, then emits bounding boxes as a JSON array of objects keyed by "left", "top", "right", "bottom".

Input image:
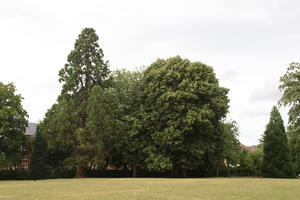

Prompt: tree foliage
[
  {"left": 37, "top": 28, "right": 243, "bottom": 178},
  {"left": 221, "top": 120, "right": 241, "bottom": 176},
  {"left": 85, "top": 85, "right": 112, "bottom": 166},
  {"left": 239, "top": 146, "right": 263, "bottom": 176},
  {"left": 287, "top": 125, "right": 300, "bottom": 172},
  {"left": 30, "top": 127, "right": 48, "bottom": 180},
  {"left": 58, "top": 28, "right": 110, "bottom": 95},
  {"left": 279, "top": 62, "right": 300, "bottom": 125},
  {"left": 141, "top": 56, "right": 229, "bottom": 176},
  {"left": 248, "top": 146, "right": 263, "bottom": 176},
  {"left": 40, "top": 28, "right": 111, "bottom": 177},
  {"left": 0, "top": 82, "right": 28, "bottom": 168},
  {"left": 105, "top": 69, "right": 146, "bottom": 176},
  {"left": 279, "top": 62, "right": 300, "bottom": 172},
  {"left": 239, "top": 150, "right": 255, "bottom": 176},
  {"left": 262, "top": 106, "right": 294, "bottom": 178}
]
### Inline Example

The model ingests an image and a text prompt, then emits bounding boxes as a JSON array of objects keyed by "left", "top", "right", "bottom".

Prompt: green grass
[{"left": 0, "top": 178, "right": 300, "bottom": 200}]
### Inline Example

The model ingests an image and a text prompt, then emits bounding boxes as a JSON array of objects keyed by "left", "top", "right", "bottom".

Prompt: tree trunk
[
  {"left": 75, "top": 163, "right": 86, "bottom": 178},
  {"left": 227, "top": 162, "right": 230, "bottom": 177},
  {"left": 133, "top": 165, "right": 138, "bottom": 178},
  {"left": 171, "top": 164, "right": 180, "bottom": 178},
  {"left": 182, "top": 168, "right": 188, "bottom": 178},
  {"left": 216, "top": 167, "right": 219, "bottom": 177}
]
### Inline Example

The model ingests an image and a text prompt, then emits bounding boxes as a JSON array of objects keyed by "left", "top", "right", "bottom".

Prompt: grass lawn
[{"left": 0, "top": 178, "right": 300, "bottom": 200}]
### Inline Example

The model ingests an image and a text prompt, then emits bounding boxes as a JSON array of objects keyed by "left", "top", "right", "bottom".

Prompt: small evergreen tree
[
  {"left": 262, "top": 106, "right": 295, "bottom": 178},
  {"left": 30, "top": 128, "right": 48, "bottom": 180}
]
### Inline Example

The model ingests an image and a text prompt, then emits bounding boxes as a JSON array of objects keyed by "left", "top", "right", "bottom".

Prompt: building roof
[
  {"left": 25, "top": 122, "right": 37, "bottom": 136},
  {"left": 240, "top": 144, "right": 257, "bottom": 151}
]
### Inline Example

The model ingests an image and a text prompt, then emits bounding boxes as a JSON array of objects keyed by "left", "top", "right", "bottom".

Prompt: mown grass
[{"left": 0, "top": 178, "right": 300, "bottom": 200}]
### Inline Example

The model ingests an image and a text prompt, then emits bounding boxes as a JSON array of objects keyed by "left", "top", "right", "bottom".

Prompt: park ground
[{"left": 0, "top": 178, "right": 300, "bottom": 200}]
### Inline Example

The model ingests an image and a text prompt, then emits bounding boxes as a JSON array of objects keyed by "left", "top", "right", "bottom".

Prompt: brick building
[{"left": 19, "top": 123, "right": 37, "bottom": 170}]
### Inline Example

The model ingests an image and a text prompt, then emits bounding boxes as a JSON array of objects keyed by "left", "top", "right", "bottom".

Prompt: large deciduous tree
[
  {"left": 38, "top": 103, "right": 74, "bottom": 171},
  {"left": 105, "top": 69, "right": 146, "bottom": 177},
  {"left": 262, "top": 106, "right": 294, "bottom": 178},
  {"left": 279, "top": 62, "right": 300, "bottom": 172},
  {"left": 41, "top": 28, "right": 111, "bottom": 177},
  {"left": 279, "top": 62, "right": 300, "bottom": 126},
  {"left": 0, "top": 82, "right": 28, "bottom": 168},
  {"left": 141, "top": 56, "right": 229, "bottom": 177}
]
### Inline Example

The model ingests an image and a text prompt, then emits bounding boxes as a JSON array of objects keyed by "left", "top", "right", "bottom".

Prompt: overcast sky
[{"left": 1, "top": 0, "right": 299, "bottom": 145}]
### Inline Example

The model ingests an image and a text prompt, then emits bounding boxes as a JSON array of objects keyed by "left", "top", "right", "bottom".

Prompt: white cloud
[
  {"left": 0, "top": 0, "right": 299, "bottom": 145},
  {"left": 249, "top": 79, "right": 282, "bottom": 103}
]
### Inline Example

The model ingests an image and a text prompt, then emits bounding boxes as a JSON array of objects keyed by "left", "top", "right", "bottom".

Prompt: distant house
[
  {"left": 19, "top": 123, "right": 37, "bottom": 170},
  {"left": 25, "top": 122, "right": 37, "bottom": 137},
  {"left": 240, "top": 144, "right": 257, "bottom": 152}
]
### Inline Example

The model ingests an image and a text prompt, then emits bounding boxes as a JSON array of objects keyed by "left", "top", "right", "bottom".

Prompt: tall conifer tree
[
  {"left": 30, "top": 128, "right": 48, "bottom": 180},
  {"left": 41, "top": 28, "right": 111, "bottom": 178},
  {"left": 262, "top": 106, "right": 294, "bottom": 178},
  {"left": 59, "top": 28, "right": 111, "bottom": 177}
]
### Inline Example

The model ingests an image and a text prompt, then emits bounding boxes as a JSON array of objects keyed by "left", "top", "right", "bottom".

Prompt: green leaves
[
  {"left": 262, "top": 106, "right": 295, "bottom": 178},
  {"left": 279, "top": 62, "right": 300, "bottom": 126},
  {"left": 30, "top": 128, "right": 48, "bottom": 180},
  {"left": 40, "top": 28, "right": 112, "bottom": 177},
  {"left": 85, "top": 85, "right": 112, "bottom": 164},
  {"left": 0, "top": 82, "right": 28, "bottom": 167},
  {"left": 141, "top": 56, "right": 229, "bottom": 174},
  {"left": 222, "top": 120, "right": 241, "bottom": 167},
  {"left": 39, "top": 29, "right": 234, "bottom": 177},
  {"left": 104, "top": 69, "right": 146, "bottom": 171},
  {"left": 279, "top": 63, "right": 300, "bottom": 173},
  {"left": 59, "top": 28, "right": 110, "bottom": 96}
]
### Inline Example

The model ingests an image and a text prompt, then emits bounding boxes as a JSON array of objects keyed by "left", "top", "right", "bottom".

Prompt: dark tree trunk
[
  {"left": 182, "top": 168, "right": 188, "bottom": 178},
  {"left": 227, "top": 162, "right": 230, "bottom": 177},
  {"left": 133, "top": 165, "right": 138, "bottom": 178},
  {"left": 216, "top": 167, "right": 219, "bottom": 177},
  {"left": 171, "top": 164, "right": 180, "bottom": 178},
  {"left": 75, "top": 163, "right": 86, "bottom": 178}
]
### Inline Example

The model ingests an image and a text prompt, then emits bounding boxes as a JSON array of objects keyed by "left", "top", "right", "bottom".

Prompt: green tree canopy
[
  {"left": 59, "top": 28, "right": 110, "bottom": 95},
  {"left": 279, "top": 62, "right": 300, "bottom": 172},
  {"left": 262, "top": 106, "right": 294, "bottom": 178},
  {"left": 0, "top": 82, "right": 28, "bottom": 168},
  {"left": 30, "top": 127, "right": 48, "bottom": 180},
  {"left": 279, "top": 62, "right": 300, "bottom": 125},
  {"left": 105, "top": 69, "right": 146, "bottom": 177},
  {"left": 221, "top": 120, "right": 241, "bottom": 176},
  {"left": 40, "top": 28, "right": 112, "bottom": 177},
  {"left": 248, "top": 146, "right": 263, "bottom": 176},
  {"left": 141, "top": 56, "right": 229, "bottom": 176}
]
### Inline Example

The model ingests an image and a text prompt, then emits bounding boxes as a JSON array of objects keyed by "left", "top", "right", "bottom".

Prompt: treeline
[
  {"left": 36, "top": 27, "right": 231, "bottom": 178},
  {"left": 1, "top": 28, "right": 299, "bottom": 179}
]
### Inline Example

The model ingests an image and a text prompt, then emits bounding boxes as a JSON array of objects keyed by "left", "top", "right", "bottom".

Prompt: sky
[{"left": 1, "top": 0, "right": 299, "bottom": 145}]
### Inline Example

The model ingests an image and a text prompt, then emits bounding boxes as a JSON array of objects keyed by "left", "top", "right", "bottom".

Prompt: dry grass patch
[{"left": 0, "top": 178, "right": 299, "bottom": 200}]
